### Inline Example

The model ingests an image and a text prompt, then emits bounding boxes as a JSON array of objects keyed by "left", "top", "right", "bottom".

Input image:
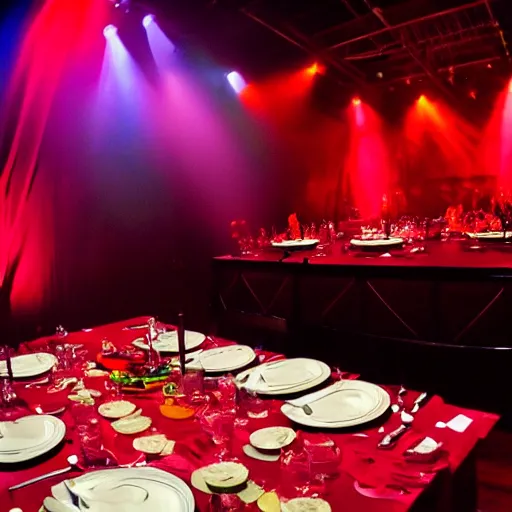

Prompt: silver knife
[
  {"left": 410, "top": 392, "right": 429, "bottom": 414},
  {"left": 9, "top": 464, "right": 73, "bottom": 491},
  {"left": 378, "top": 411, "right": 414, "bottom": 449}
]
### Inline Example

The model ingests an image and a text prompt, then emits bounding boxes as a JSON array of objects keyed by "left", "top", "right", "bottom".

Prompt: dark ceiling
[{"left": 141, "top": 0, "right": 512, "bottom": 92}]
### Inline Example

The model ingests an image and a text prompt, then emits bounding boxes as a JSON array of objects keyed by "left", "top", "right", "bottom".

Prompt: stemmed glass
[
  {"left": 0, "top": 345, "right": 27, "bottom": 421},
  {"left": 145, "top": 317, "right": 161, "bottom": 371},
  {"left": 197, "top": 406, "right": 236, "bottom": 461}
]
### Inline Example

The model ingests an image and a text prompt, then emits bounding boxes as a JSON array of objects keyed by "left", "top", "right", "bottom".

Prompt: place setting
[{"left": 235, "top": 358, "right": 331, "bottom": 396}]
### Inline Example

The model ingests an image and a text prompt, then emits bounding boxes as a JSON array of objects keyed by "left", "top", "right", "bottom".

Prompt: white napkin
[
  {"left": 287, "top": 382, "right": 344, "bottom": 407},
  {"left": 200, "top": 347, "right": 249, "bottom": 369},
  {"left": 260, "top": 360, "right": 321, "bottom": 387}
]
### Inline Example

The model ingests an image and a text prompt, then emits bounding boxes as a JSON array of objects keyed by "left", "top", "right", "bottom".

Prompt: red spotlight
[
  {"left": 509, "top": 79, "right": 512, "bottom": 94},
  {"left": 305, "top": 62, "right": 319, "bottom": 76},
  {"left": 352, "top": 97, "right": 361, "bottom": 106},
  {"left": 469, "top": 90, "right": 477, "bottom": 100},
  {"left": 487, "top": 63, "right": 493, "bottom": 69}
]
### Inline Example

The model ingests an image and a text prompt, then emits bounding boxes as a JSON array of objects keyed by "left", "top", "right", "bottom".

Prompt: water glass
[
  {"left": 198, "top": 406, "right": 236, "bottom": 459},
  {"left": 209, "top": 494, "right": 245, "bottom": 511},
  {"left": 303, "top": 434, "right": 341, "bottom": 481},
  {"left": 238, "top": 388, "right": 268, "bottom": 419},
  {"left": 179, "top": 368, "right": 206, "bottom": 405}
]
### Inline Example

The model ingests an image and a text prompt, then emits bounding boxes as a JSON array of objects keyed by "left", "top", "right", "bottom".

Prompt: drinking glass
[
  {"left": 209, "top": 494, "right": 245, "bottom": 511},
  {"left": 179, "top": 368, "right": 206, "bottom": 406},
  {"left": 0, "top": 345, "right": 26, "bottom": 421},
  {"left": 198, "top": 406, "right": 236, "bottom": 460},
  {"left": 238, "top": 388, "right": 268, "bottom": 420},
  {"left": 303, "top": 434, "right": 341, "bottom": 481}
]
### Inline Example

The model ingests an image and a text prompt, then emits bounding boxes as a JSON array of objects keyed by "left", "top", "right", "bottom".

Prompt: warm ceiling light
[{"left": 305, "top": 62, "right": 319, "bottom": 75}]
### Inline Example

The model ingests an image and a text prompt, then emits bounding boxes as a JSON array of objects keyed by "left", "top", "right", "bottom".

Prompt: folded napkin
[{"left": 261, "top": 360, "right": 322, "bottom": 387}]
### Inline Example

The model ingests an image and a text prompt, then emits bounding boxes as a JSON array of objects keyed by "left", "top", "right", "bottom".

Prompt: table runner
[{"left": 1, "top": 316, "right": 499, "bottom": 512}]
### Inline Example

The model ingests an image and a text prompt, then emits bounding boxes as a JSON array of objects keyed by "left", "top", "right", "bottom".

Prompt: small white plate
[
  {"left": 0, "top": 415, "right": 66, "bottom": 463},
  {"left": 98, "top": 400, "right": 137, "bottom": 419},
  {"left": 132, "top": 331, "right": 205, "bottom": 353},
  {"left": 250, "top": 427, "right": 296, "bottom": 450},
  {"left": 199, "top": 345, "right": 256, "bottom": 373},
  {"left": 0, "top": 353, "right": 57, "bottom": 379}
]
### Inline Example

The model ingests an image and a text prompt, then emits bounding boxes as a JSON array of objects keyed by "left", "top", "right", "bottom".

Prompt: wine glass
[
  {"left": 0, "top": 345, "right": 27, "bottom": 421},
  {"left": 197, "top": 406, "right": 236, "bottom": 461}
]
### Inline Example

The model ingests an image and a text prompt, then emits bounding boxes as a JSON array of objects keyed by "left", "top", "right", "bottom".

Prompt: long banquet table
[{"left": 1, "top": 317, "right": 499, "bottom": 512}]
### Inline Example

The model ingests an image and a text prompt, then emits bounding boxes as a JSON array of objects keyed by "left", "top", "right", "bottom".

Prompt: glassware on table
[
  {"left": 303, "top": 434, "right": 341, "bottom": 481},
  {"left": 209, "top": 493, "right": 245, "bottom": 511},
  {"left": 179, "top": 368, "right": 206, "bottom": 406},
  {"left": 146, "top": 317, "right": 161, "bottom": 371},
  {"left": 238, "top": 388, "right": 268, "bottom": 420},
  {"left": 0, "top": 345, "right": 27, "bottom": 421},
  {"left": 198, "top": 406, "right": 236, "bottom": 460},
  {"left": 72, "top": 402, "right": 117, "bottom": 468}
]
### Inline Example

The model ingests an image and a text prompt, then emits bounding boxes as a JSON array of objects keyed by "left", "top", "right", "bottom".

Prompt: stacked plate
[
  {"left": 0, "top": 415, "right": 66, "bottom": 463},
  {"left": 281, "top": 380, "right": 390, "bottom": 428},
  {"left": 466, "top": 231, "right": 512, "bottom": 240},
  {"left": 0, "top": 353, "right": 57, "bottom": 379},
  {"left": 237, "top": 358, "right": 330, "bottom": 395},
  {"left": 50, "top": 467, "right": 194, "bottom": 512},
  {"left": 198, "top": 345, "right": 256, "bottom": 373},
  {"left": 132, "top": 330, "right": 205, "bottom": 353},
  {"left": 271, "top": 239, "right": 320, "bottom": 251},
  {"left": 350, "top": 237, "right": 404, "bottom": 250}
]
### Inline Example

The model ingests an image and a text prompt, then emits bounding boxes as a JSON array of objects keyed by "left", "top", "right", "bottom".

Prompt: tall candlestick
[{"left": 177, "top": 312, "right": 186, "bottom": 375}]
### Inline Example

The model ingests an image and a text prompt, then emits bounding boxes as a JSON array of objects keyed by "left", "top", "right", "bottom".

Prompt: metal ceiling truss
[{"left": 241, "top": 0, "right": 510, "bottom": 88}]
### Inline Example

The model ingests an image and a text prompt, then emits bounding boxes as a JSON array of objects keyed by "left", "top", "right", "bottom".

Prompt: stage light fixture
[
  {"left": 487, "top": 63, "right": 493, "bottom": 69},
  {"left": 469, "top": 90, "right": 477, "bottom": 100},
  {"left": 352, "top": 97, "right": 361, "bottom": 106},
  {"left": 376, "top": 71, "right": 383, "bottom": 79},
  {"left": 226, "top": 71, "right": 246, "bottom": 94},
  {"left": 405, "top": 78, "right": 411, "bottom": 85},
  {"left": 142, "top": 14, "right": 154, "bottom": 28},
  {"left": 103, "top": 24, "right": 117, "bottom": 39},
  {"left": 509, "top": 80, "right": 512, "bottom": 94},
  {"left": 418, "top": 94, "right": 427, "bottom": 105}
]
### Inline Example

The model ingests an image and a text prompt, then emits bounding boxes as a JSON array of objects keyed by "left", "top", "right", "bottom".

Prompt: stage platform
[{"left": 212, "top": 241, "right": 512, "bottom": 417}]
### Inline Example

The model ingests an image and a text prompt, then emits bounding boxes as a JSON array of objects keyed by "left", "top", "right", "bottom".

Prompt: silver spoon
[{"left": 8, "top": 455, "right": 79, "bottom": 491}]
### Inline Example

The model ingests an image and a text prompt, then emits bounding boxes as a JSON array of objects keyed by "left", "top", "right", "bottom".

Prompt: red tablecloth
[{"left": 1, "top": 317, "right": 500, "bottom": 512}]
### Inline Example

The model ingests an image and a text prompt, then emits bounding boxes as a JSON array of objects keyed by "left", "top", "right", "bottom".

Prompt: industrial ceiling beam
[
  {"left": 323, "top": 0, "right": 487, "bottom": 52},
  {"left": 483, "top": 0, "right": 510, "bottom": 61},
  {"left": 242, "top": 8, "right": 367, "bottom": 85},
  {"left": 361, "top": 0, "right": 463, "bottom": 102}
]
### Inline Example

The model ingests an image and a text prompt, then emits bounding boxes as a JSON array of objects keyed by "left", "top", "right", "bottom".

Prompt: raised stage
[{"left": 212, "top": 241, "right": 512, "bottom": 416}]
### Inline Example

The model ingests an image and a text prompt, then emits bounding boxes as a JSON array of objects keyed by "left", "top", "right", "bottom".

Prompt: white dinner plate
[
  {"left": 0, "top": 415, "right": 66, "bottom": 463},
  {"left": 466, "top": 231, "right": 512, "bottom": 240},
  {"left": 0, "top": 353, "right": 57, "bottom": 379},
  {"left": 237, "top": 358, "right": 330, "bottom": 396},
  {"left": 271, "top": 239, "right": 320, "bottom": 250},
  {"left": 199, "top": 345, "right": 256, "bottom": 372},
  {"left": 350, "top": 237, "right": 404, "bottom": 247},
  {"left": 51, "top": 467, "right": 194, "bottom": 512},
  {"left": 132, "top": 331, "right": 205, "bottom": 353},
  {"left": 281, "top": 380, "right": 390, "bottom": 428}
]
